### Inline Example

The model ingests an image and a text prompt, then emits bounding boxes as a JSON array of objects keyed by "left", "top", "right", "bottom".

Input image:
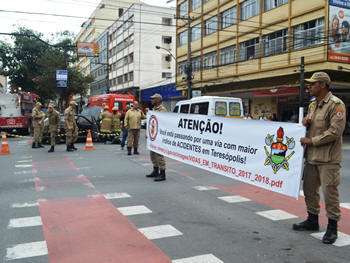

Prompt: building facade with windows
[
  {"left": 176, "top": 0, "right": 350, "bottom": 122},
  {"left": 90, "top": 30, "right": 109, "bottom": 95},
  {"left": 107, "top": 3, "right": 176, "bottom": 104}
]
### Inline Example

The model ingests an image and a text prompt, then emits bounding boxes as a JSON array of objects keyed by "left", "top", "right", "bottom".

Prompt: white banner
[{"left": 147, "top": 112, "right": 306, "bottom": 199}]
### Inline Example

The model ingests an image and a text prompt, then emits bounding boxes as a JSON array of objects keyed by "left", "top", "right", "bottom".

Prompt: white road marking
[
  {"left": 15, "top": 164, "right": 32, "bottom": 168},
  {"left": 5, "top": 241, "right": 48, "bottom": 260},
  {"left": 14, "top": 170, "right": 32, "bottom": 175},
  {"left": 104, "top": 192, "right": 131, "bottom": 199},
  {"left": 16, "top": 160, "right": 32, "bottom": 163},
  {"left": 8, "top": 216, "right": 42, "bottom": 228},
  {"left": 218, "top": 195, "right": 251, "bottom": 203},
  {"left": 311, "top": 232, "right": 350, "bottom": 247},
  {"left": 20, "top": 155, "right": 32, "bottom": 159},
  {"left": 140, "top": 163, "right": 153, "bottom": 166},
  {"left": 256, "top": 209, "right": 298, "bottom": 221},
  {"left": 173, "top": 254, "right": 224, "bottom": 263},
  {"left": 11, "top": 201, "right": 42, "bottom": 208},
  {"left": 77, "top": 166, "right": 91, "bottom": 170},
  {"left": 138, "top": 225, "right": 183, "bottom": 240},
  {"left": 118, "top": 205, "right": 152, "bottom": 216},
  {"left": 18, "top": 178, "right": 35, "bottom": 183},
  {"left": 193, "top": 186, "right": 218, "bottom": 191},
  {"left": 340, "top": 203, "right": 350, "bottom": 209}
]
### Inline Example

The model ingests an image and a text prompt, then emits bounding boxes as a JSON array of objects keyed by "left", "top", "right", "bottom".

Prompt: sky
[{"left": 0, "top": 0, "right": 175, "bottom": 42}]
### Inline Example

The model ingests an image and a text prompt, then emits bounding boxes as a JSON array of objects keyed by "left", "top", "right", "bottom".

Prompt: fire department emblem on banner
[
  {"left": 148, "top": 115, "right": 158, "bottom": 141},
  {"left": 264, "top": 127, "right": 295, "bottom": 174}
]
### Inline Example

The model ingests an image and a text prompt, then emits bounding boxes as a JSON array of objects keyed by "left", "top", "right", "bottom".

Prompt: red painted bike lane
[
  {"left": 215, "top": 183, "right": 350, "bottom": 235},
  {"left": 33, "top": 154, "right": 171, "bottom": 263}
]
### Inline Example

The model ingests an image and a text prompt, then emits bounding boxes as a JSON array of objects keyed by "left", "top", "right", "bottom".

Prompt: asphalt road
[{"left": 1, "top": 132, "right": 350, "bottom": 263}]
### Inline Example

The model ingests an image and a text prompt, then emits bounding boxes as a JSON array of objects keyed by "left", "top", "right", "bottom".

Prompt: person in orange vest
[{"left": 99, "top": 105, "right": 112, "bottom": 143}]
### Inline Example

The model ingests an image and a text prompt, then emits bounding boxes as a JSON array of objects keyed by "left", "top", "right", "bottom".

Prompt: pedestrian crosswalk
[{"left": 4, "top": 148, "right": 350, "bottom": 263}]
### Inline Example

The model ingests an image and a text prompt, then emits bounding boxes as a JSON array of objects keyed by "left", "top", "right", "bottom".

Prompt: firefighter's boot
[
  {"left": 71, "top": 143, "right": 77, "bottom": 150},
  {"left": 154, "top": 169, "right": 166, "bottom": 182},
  {"left": 66, "top": 145, "right": 74, "bottom": 152},
  {"left": 134, "top": 148, "right": 139, "bottom": 155},
  {"left": 38, "top": 143, "right": 44, "bottom": 148},
  {"left": 127, "top": 147, "right": 132, "bottom": 155},
  {"left": 48, "top": 146, "right": 54, "bottom": 153},
  {"left": 32, "top": 142, "right": 38, "bottom": 148},
  {"left": 292, "top": 212, "right": 319, "bottom": 231},
  {"left": 322, "top": 219, "right": 338, "bottom": 244},
  {"left": 146, "top": 167, "right": 159, "bottom": 178}
]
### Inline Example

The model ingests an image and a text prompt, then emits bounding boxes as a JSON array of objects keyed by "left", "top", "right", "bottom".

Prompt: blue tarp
[{"left": 141, "top": 83, "right": 182, "bottom": 102}]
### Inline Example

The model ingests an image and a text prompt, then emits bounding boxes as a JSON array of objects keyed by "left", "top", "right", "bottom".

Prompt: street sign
[{"left": 56, "top": 70, "right": 68, "bottom": 88}]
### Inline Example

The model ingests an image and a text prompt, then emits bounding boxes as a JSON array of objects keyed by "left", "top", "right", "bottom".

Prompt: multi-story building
[
  {"left": 75, "top": 0, "right": 139, "bottom": 77},
  {"left": 90, "top": 30, "right": 109, "bottom": 95},
  {"left": 108, "top": 3, "right": 177, "bottom": 108},
  {"left": 176, "top": 0, "right": 350, "bottom": 121}
]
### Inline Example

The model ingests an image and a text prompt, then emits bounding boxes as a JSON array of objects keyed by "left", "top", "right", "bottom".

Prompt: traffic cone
[
  {"left": 0, "top": 132, "right": 11, "bottom": 155},
  {"left": 85, "top": 130, "right": 94, "bottom": 151}
]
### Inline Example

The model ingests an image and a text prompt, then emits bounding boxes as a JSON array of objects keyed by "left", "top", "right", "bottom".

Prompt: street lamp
[
  {"left": 155, "top": 45, "right": 176, "bottom": 61},
  {"left": 155, "top": 45, "right": 192, "bottom": 99}
]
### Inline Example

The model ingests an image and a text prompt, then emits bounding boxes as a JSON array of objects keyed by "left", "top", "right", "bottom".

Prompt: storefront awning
[{"left": 253, "top": 87, "right": 299, "bottom": 97}]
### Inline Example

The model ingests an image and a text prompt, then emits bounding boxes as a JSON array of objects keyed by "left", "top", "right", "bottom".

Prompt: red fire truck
[
  {"left": 0, "top": 92, "right": 39, "bottom": 134},
  {"left": 88, "top": 93, "right": 135, "bottom": 113}
]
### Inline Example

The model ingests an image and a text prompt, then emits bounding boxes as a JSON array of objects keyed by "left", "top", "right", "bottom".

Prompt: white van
[{"left": 173, "top": 96, "right": 244, "bottom": 118}]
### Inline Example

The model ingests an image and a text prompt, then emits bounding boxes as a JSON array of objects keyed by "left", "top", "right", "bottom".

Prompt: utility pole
[
  {"left": 186, "top": 16, "right": 192, "bottom": 100},
  {"left": 298, "top": 56, "right": 305, "bottom": 124},
  {"left": 175, "top": 15, "right": 193, "bottom": 99}
]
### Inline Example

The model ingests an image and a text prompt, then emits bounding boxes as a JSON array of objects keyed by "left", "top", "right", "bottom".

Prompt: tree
[{"left": 0, "top": 27, "right": 93, "bottom": 108}]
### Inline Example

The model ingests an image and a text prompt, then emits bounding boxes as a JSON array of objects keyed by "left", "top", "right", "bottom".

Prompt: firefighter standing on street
[
  {"left": 31, "top": 102, "right": 45, "bottom": 148},
  {"left": 111, "top": 107, "right": 121, "bottom": 138},
  {"left": 64, "top": 101, "right": 78, "bottom": 152},
  {"left": 293, "top": 72, "right": 346, "bottom": 244},
  {"left": 124, "top": 101, "right": 145, "bottom": 155},
  {"left": 145, "top": 93, "right": 167, "bottom": 182},
  {"left": 46, "top": 104, "right": 60, "bottom": 153},
  {"left": 99, "top": 105, "right": 112, "bottom": 143}
]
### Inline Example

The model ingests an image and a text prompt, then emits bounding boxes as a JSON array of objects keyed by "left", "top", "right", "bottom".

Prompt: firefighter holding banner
[
  {"left": 145, "top": 93, "right": 167, "bottom": 182},
  {"left": 293, "top": 72, "right": 346, "bottom": 244}
]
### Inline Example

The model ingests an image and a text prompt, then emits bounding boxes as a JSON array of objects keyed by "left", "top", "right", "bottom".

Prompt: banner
[
  {"left": 328, "top": 0, "right": 350, "bottom": 63},
  {"left": 77, "top": 43, "right": 99, "bottom": 57},
  {"left": 147, "top": 112, "right": 306, "bottom": 199}
]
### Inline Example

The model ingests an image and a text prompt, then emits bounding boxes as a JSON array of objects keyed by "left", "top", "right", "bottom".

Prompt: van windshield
[{"left": 190, "top": 102, "right": 209, "bottom": 115}]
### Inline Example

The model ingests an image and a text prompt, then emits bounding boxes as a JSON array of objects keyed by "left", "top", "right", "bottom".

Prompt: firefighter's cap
[
  {"left": 70, "top": 101, "right": 78, "bottom": 106},
  {"left": 150, "top": 93, "right": 162, "bottom": 100},
  {"left": 36, "top": 102, "right": 42, "bottom": 106},
  {"left": 112, "top": 107, "right": 118, "bottom": 111},
  {"left": 104, "top": 105, "right": 109, "bottom": 110},
  {"left": 48, "top": 103, "right": 54, "bottom": 108},
  {"left": 305, "top": 72, "right": 331, "bottom": 85}
]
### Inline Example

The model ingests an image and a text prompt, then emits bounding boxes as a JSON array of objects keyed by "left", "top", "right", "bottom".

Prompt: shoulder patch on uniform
[
  {"left": 331, "top": 96, "right": 341, "bottom": 103},
  {"left": 335, "top": 106, "right": 345, "bottom": 118}
]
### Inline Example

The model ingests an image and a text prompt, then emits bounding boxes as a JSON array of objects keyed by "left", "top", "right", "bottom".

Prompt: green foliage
[{"left": 0, "top": 26, "right": 93, "bottom": 105}]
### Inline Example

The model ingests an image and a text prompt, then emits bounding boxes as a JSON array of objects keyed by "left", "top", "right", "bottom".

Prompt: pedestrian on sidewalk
[
  {"left": 124, "top": 101, "right": 145, "bottom": 155},
  {"left": 46, "top": 104, "right": 60, "bottom": 152},
  {"left": 64, "top": 101, "right": 79, "bottom": 152},
  {"left": 293, "top": 72, "right": 346, "bottom": 244},
  {"left": 145, "top": 93, "right": 167, "bottom": 182},
  {"left": 120, "top": 104, "right": 131, "bottom": 150}
]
